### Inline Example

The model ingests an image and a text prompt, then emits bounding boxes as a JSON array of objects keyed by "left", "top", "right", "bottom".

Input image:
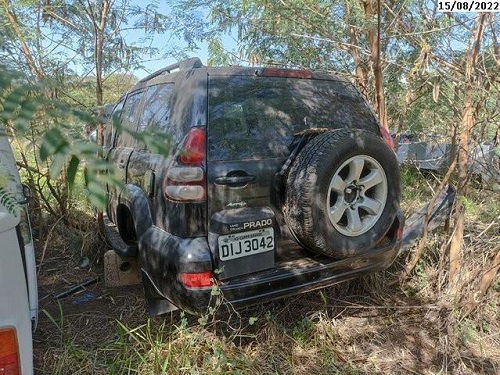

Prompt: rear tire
[{"left": 284, "top": 129, "right": 400, "bottom": 258}]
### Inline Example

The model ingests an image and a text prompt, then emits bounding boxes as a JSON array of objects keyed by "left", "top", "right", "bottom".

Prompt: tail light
[
  {"left": 164, "top": 128, "right": 206, "bottom": 202},
  {"left": 379, "top": 125, "right": 395, "bottom": 150},
  {"left": 179, "top": 272, "right": 213, "bottom": 288},
  {"left": 395, "top": 223, "right": 404, "bottom": 241},
  {"left": 0, "top": 328, "right": 20, "bottom": 375},
  {"left": 260, "top": 68, "right": 312, "bottom": 78}
]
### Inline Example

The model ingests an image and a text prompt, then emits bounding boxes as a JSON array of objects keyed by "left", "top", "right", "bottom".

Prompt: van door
[{"left": 0, "top": 136, "right": 37, "bottom": 375}]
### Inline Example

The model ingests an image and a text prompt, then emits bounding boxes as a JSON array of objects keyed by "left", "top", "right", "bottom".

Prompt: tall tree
[
  {"left": 0, "top": 0, "right": 176, "bottom": 219},
  {"left": 176, "top": 0, "right": 456, "bottom": 131},
  {"left": 448, "top": 14, "right": 487, "bottom": 290}
]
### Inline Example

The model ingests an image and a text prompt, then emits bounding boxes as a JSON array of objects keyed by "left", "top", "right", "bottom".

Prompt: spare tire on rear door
[{"left": 284, "top": 129, "right": 400, "bottom": 258}]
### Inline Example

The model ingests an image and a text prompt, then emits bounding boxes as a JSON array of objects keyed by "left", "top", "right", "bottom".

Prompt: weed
[
  {"left": 291, "top": 317, "right": 314, "bottom": 345},
  {"left": 459, "top": 319, "right": 476, "bottom": 344}
]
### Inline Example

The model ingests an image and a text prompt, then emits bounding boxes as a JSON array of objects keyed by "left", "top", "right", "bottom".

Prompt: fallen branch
[
  {"left": 461, "top": 244, "right": 500, "bottom": 316},
  {"left": 37, "top": 215, "right": 64, "bottom": 276},
  {"left": 477, "top": 246, "right": 500, "bottom": 295}
]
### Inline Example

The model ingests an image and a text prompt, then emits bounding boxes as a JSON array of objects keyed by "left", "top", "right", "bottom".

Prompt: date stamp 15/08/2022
[{"left": 438, "top": 0, "right": 499, "bottom": 11}]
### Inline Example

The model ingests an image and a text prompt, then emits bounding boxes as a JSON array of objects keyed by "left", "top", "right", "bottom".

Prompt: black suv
[{"left": 103, "top": 58, "right": 403, "bottom": 315}]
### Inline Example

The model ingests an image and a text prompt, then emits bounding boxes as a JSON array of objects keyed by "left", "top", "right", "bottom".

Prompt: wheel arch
[{"left": 116, "top": 184, "right": 154, "bottom": 243}]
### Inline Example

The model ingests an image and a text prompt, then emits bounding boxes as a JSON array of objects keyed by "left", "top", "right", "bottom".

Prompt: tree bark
[
  {"left": 363, "top": 0, "right": 388, "bottom": 129},
  {"left": 78, "top": 0, "right": 110, "bottom": 232},
  {"left": 448, "top": 14, "right": 487, "bottom": 292},
  {"left": 0, "top": 0, "right": 45, "bottom": 80},
  {"left": 348, "top": 25, "right": 369, "bottom": 98}
]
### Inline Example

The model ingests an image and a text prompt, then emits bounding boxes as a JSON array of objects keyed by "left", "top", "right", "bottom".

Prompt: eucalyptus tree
[
  {"left": 177, "top": 0, "right": 448, "bottom": 130},
  {"left": 0, "top": 0, "right": 178, "bottom": 221}
]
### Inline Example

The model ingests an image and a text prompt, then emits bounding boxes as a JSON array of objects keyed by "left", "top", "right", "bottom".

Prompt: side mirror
[{"left": 18, "top": 183, "right": 31, "bottom": 205}]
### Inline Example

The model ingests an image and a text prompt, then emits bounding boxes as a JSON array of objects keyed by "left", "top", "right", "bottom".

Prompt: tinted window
[
  {"left": 208, "top": 76, "right": 376, "bottom": 161},
  {"left": 108, "top": 99, "right": 124, "bottom": 148},
  {"left": 116, "top": 91, "right": 144, "bottom": 147},
  {"left": 137, "top": 83, "right": 174, "bottom": 133}
]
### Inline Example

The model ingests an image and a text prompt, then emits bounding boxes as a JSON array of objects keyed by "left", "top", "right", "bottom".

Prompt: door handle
[{"left": 215, "top": 175, "right": 256, "bottom": 186}]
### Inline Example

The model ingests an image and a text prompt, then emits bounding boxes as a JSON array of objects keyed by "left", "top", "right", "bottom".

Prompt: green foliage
[
  {"left": 0, "top": 1, "right": 187, "bottom": 217},
  {"left": 1, "top": 0, "right": 172, "bottom": 75},
  {"left": 0, "top": 65, "right": 171, "bottom": 214},
  {"left": 176, "top": 0, "right": 499, "bottom": 143},
  {"left": 0, "top": 186, "right": 19, "bottom": 216},
  {"left": 56, "top": 74, "right": 137, "bottom": 112},
  {"left": 292, "top": 317, "right": 314, "bottom": 345},
  {"left": 0, "top": 149, "right": 20, "bottom": 216},
  {"left": 458, "top": 195, "right": 477, "bottom": 214}
]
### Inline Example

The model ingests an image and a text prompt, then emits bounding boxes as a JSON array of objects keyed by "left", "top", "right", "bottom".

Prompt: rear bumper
[
  {"left": 182, "top": 238, "right": 401, "bottom": 314},
  {"left": 141, "top": 212, "right": 404, "bottom": 315}
]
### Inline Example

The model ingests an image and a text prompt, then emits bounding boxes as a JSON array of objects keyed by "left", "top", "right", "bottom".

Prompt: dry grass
[{"left": 33, "top": 169, "right": 500, "bottom": 374}]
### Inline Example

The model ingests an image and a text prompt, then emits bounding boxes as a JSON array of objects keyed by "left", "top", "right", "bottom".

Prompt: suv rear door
[{"left": 206, "top": 71, "right": 379, "bottom": 279}]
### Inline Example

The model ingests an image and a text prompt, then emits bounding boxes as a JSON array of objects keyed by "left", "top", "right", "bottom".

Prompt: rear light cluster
[
  {"left": 0, "top": 328, "right": 20, "bottom": 375},
  {"left": 179, "top": 272, "right": 213, "bottom": 288},
  {"left": 379, "top": 125, "right": 395, "bottom": 150},
  {"left": 261, "top": 68, "right": 313, "bottom": 78},
  {"left": 164, "top": 128, "right": 207, "bottom": 202}
]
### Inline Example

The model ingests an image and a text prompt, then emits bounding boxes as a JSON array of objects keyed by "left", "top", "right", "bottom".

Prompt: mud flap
[{"left": 141, "top": 270, "right": 178, "bottom": 316}]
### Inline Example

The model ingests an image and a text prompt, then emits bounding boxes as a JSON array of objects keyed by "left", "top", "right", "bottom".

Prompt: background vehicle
[
  {"left": 0, "top": 135, "right": 38, "bottom": 375},
  {"left": 103, "top": 58, "right": 404, "bottom": 315}
]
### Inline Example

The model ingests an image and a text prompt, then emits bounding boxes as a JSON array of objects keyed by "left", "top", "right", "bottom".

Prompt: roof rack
[{"left": 138, "top": 57, "right": 203, "bottom": 83}]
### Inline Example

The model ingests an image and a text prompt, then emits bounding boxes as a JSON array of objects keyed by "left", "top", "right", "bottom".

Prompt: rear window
[{"left": 208, "top": 75, "right": 376, "bottom": 161}]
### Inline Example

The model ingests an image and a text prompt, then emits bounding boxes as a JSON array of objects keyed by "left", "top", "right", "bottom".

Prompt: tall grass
[{"left": 33, "top": 167, "right": 500, "bottom": 374}]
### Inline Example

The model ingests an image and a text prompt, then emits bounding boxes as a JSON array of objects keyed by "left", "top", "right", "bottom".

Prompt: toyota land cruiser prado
[{"left": 103, "top": 58, "right": 404, "bottom": 315}]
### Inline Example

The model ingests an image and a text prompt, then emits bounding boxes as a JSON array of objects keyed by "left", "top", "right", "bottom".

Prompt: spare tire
[{"left": 284, "top": 129, "right": 400, "bottom": 258}]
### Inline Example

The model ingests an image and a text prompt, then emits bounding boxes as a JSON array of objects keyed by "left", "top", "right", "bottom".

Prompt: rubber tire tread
[{"left": 284, "top": 129, "right": 400, "bottom": 258}]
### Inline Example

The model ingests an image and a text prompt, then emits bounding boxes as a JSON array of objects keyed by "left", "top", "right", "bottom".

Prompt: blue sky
[
  {"left": 129, "top": 43, "right": 209, "bottom": 80},
  {"left": 123, "top": 1, "right": 212, "bottom": 79}
]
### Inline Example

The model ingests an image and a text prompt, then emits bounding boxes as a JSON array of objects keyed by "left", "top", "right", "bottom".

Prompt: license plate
[{"left": 218, "top": 227, "right": 274, "bottom": 261}]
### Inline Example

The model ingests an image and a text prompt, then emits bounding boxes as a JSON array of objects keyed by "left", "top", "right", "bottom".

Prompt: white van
[{"left": 0, "top": 135, "right": 37, "bottom": 375}]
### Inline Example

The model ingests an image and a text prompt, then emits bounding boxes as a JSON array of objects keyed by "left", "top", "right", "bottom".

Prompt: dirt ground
[{"left": 33, "top": 239, "right": 500, "bottom": 375}]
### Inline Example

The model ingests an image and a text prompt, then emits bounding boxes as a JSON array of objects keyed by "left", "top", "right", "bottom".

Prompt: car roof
[{"left": 135, "top": 58, "right": 352, "bottom": 88}]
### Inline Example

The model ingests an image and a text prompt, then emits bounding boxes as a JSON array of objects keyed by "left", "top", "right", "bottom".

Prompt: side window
[
  {"left": 137, "top": 83, "right": 174, "bottom": 133},
  {"left": 116, "top": 91, "right": 144, "bottom": 148},
  {"left": 108, "top": 99, "right": 124, "bottom": 148}
]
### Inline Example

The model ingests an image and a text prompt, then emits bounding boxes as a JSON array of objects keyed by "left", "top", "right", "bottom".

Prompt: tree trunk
[
  {"left": 81, "top": 0, "right": 110, "bottom": 232},
  {"left": 96, "top": 0, "right": 109, "bottom": 233},
  {"left": 363, "top": 0, "right": 388, "bottom": 129},
  {"left": 448, "top": 14, "right": 487, "bottom": 292},
  {"left": 348, "top": 25, "right": 368, "bottom": 98},
  {"left": 1, "top": 0, "right": 44, "bottom": 80}
]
